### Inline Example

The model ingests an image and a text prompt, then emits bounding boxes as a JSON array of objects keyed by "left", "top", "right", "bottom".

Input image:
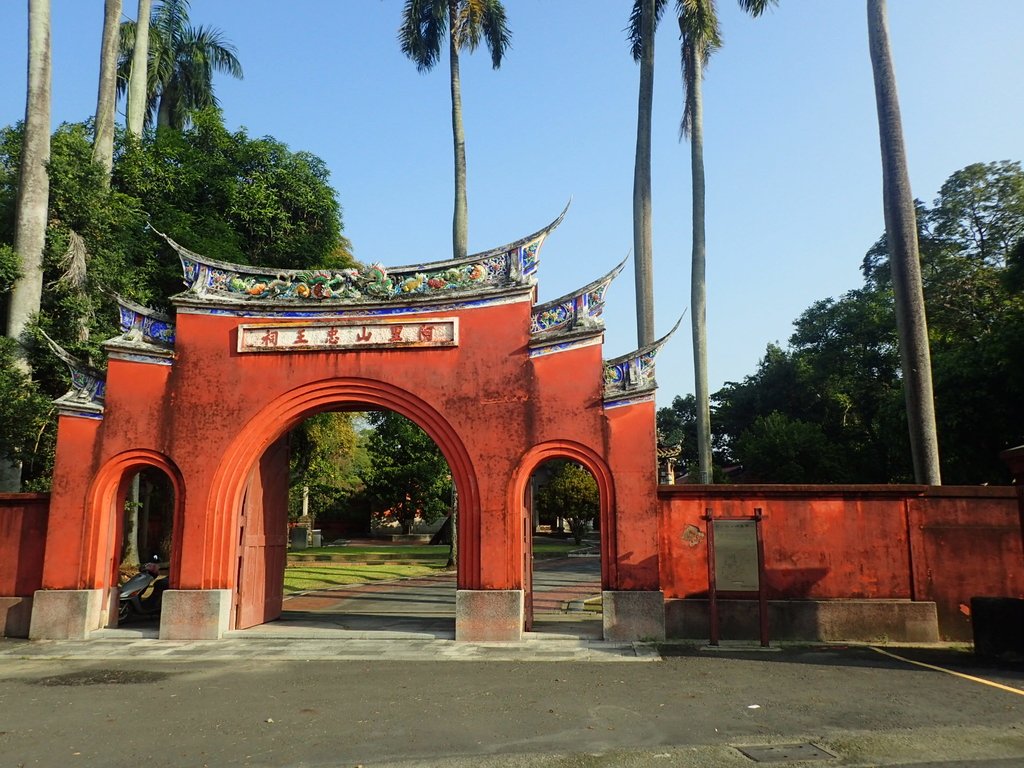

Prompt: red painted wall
[
  {"left": 659, "top": 484, "right": 1023, "bottom": 639},
  {"left": 0, "top": 494, "right": 49, "bottom": 596},
  {"left": 43, "top": 290, "right": 662, "bottom": 611}
]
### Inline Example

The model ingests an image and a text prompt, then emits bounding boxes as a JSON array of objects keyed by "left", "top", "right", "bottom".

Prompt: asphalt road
[{"left": 1, "top": 644, "right": 1023, "bottom": 767}]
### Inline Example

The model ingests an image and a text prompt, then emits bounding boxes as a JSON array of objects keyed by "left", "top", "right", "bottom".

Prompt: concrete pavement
[
  {"left": 1, "top": 643, "right": 1023, "bottom": 767},
  {"left": 4, "top": 556, "right": 1024, "bottom": 766}
]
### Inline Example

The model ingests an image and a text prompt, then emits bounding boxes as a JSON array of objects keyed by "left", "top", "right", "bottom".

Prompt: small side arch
[
  {"left": 82, "top": 450, "right": 185, "bottom": 596},
  {"left": 508, "top": 440, "right": 617, "bottom": 589},
  {"left": 199, "top": 377, "right": 481, "bottom": 590}
]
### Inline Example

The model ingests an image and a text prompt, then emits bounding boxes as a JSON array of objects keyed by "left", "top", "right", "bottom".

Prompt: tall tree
[
  {"left": 866, "top": 0, "right": 940, "bottom": 484},
  {"left": 118, "top": 0, "right": 243, "bottom": 131},
  {"left": 1, "top": 0, "right": 52, "bottom": 492},
  {"left": 629, "top": 0, "right": 658, "bottom": 347},
  {"left": 630, "top": 0, "right": 775, "bottom": 483},
  {"left": 92, "top": 0, "right": 122, "bottom": 182},
  {"left": 126, "top": 0, "right": 152, "bottom": 138},
  {"left": 399, "top": 0, "right": 511, "bottom": 261}
]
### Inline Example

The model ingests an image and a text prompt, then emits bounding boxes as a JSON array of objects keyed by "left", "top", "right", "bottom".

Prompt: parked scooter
[{"left": 118, "top": 556, "right": 168, "bottom": 622}]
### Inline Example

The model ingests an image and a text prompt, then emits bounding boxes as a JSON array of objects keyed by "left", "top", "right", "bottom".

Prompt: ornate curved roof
[
  {"left": 39, "top": 330, "right": 105, "bottom": 417},
  {"left": 602, "top": 315, "right": 684, "bottom": 405},
  {"left": 158, "top": 203, "right": 569, "bottom": 308},
  {"left": 530, "top": 256, "right": 626, "bottom": 336}
]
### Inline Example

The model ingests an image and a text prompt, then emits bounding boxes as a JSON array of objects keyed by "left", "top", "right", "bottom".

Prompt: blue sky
[{"left": 1, "top": 1, "right": 1022, "bottom": 406}]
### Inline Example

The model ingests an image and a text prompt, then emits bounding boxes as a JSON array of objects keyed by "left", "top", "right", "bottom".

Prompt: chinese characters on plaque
[{"left": 237, "top": 319, "right": 459, "bottom": 353}]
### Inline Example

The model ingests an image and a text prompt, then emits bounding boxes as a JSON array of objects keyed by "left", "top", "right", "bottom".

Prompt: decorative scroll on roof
[
  {"left": 103, "top": 295, "right": 177, "bottom": 366},
  {"left": 39, "top": 330, "right": 105, "bottom": 416},
  {"left": 530, "top": 257, "right": 626, "bottom": 336},
  {"left": 114, "top": 295, "right": 175, "bottom": 347},
  {"left": 157, "top": 203, "right": 569, "bottom": 306},
  {"left": 602, "top": 316, "right": 683, "bottom": 403}
]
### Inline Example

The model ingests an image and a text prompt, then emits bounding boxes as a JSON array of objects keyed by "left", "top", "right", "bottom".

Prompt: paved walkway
[{"left": 0, "top": 556, "right": 624, "bottom": 662}]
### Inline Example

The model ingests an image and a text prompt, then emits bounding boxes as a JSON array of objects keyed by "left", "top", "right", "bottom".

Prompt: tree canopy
[
  {"left": 663, "top": 160, "right": 1024, "bottom": 485},
  {"left": 357, "top": 410, "right": 453, "bottom": 535},
  {"left": 0, "top": 111, "right": 353, "bottom": 488}
]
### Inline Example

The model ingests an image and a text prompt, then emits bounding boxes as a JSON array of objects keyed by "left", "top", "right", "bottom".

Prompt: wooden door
[
  {"left": 235, "top": 437, "right": 289, "bottom": 629},
  {"left": 523, "top": 482, "right": 534, "bottom": 631}
]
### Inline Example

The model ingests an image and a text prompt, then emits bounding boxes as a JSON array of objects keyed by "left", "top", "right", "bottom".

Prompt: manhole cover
[
  {"left": 738, "top": 743, "right": 835, "bottom": 763},
  {"left": 33, "top": 669, "right": 171, "bottom": 686}
]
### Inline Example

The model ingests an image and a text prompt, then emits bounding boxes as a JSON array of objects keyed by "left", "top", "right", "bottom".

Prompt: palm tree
[
  {"left": 126, "top": 0, "right": 152, "bottom": 138},
  {"left": 2, "top": 0, "right": 51, "bottom": 491},
  {"left": 867, "top": 0, "right": 940, "bottom": 484},
  {"left": 92, "top": 0, "right": 121, "bottom": 183},
  {"left": 629, "top": 0, "right": 658, "bottom": 347},
  {"left": 629, "top": 0, "right": 775, "bottom": 484},
  {"left": 118, "top": 0, "right": 243, "bottom": 131},
  {"left": 399, "top": 0, "right": 511, "bottom": 261}
]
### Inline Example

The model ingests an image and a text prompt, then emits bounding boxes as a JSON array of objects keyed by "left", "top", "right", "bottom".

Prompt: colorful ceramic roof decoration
[
  {"left": 39, "top": 330, "right": 106, "bottom": 417},
  {"left": 530, "top": 257, "right": 626, "bottom": 336},
  {"left": 114, "top": 294, "right": 176, "bottom": 347},
  {"left": 602, "top": 316, "right": 683, "bottom": 405},
  {"left": 158, "top": 204, "right": 569, "bottom": 307}
]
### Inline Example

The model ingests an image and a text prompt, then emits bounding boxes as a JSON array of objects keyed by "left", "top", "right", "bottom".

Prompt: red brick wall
[
  {"left": 0, "top": 494, "right": 49, "bottom": 596},
  {"left": 659, "top": 485, "right": 1023, "bottom": 640}
]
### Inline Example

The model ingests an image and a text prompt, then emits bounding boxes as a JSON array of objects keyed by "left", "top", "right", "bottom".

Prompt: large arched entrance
[
  {"left": 30, "top": 212, "right": 674, "bottom": 643},
  {"left": 212, "top": 380, "right": 476, "bottom": 634}
]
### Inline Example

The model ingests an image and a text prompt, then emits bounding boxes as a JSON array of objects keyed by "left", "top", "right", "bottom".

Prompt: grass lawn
[
  {"left": 283, "top": 563, "right": 448, "bottom": 594},
  {"left": 292, "top": 539, "right": 585, "bottom": 560},
  {"left": 294, "top": 545, "right": 447, "bottom": 557}
]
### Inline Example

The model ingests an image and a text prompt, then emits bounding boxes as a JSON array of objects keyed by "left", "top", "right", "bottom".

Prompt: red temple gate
[{"left": 26, "top": 210, "right": 673, "bottom": 642}]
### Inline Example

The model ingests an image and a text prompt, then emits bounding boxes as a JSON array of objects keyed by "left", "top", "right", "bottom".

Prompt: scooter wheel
[{"left": 118, "top": 602, "right": 129, "bottom": 622}]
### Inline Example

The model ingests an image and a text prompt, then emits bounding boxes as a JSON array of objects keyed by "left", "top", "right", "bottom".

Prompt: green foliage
[
  {"left": 734, "top": 412, "right": 844, "bottom": 483},
  {"left": 0, "top": 244, "right": 19, "bottom": 289},
  {"left": 0, "top": 338, "right": 53, "bottom": 478},
  {"left": 666, "top": 159, "right": 1024, "bottom": 484},
  {"left": 399, "top": 0, "right": 512, "bottom": 72},
  {"left": 357, "top": 411, "right": 453, "bottom": 534},
  {"left": 117, "top": 0, "right": 244, "bottom": 131},
  {"left": 288, "top": 412, "right": 367, "bottom": 522},
  {"left": 0, "top": 113, "right": 352, "bottom": 488},
  {"left": 534, "top": 461, "right": 599, "bottom": 544}
]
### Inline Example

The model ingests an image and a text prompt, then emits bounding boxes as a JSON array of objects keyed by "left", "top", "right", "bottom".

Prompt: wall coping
[
  {"left": 657, "top": 484, "right": 1015, "bottom": 500},
  {"left": 0, "top": 493, "right": 51, "bottom": 503}
]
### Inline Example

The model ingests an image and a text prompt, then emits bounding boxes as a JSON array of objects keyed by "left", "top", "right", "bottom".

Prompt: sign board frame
[{"left": 703, "top": 507, "right": 769, "bottom": 647}]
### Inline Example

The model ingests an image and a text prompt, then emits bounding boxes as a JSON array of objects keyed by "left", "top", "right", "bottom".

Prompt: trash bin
[
  {"left": 311, "top": 529, "right": 322, "bottom": 548},
  {"left": 290, "top": 527, "right": 308, "bottom": 550},
  {"left": 971, "top": 596, "right": 1024, "bottom": 659}
]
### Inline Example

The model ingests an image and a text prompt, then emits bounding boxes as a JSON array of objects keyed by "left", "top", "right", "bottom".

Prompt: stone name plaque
[
  {"left": 712, "top": 519, "right": 759, "bottom": 592},
  {"left": 237, "top": 318, "right": 459, "bottom": 352}
]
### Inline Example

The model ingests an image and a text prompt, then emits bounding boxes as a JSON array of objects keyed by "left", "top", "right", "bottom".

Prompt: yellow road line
[{"left": 870, "top": 646, "right": 1024, "bottom": 697}]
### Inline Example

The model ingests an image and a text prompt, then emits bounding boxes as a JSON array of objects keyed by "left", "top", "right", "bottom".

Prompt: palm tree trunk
[
  {"left": 632, "top": 0, "right": 656, "bottom": 347},
  {"left": 2, "top": 0, "right": 52, "bottom": 492},
  {"left": 127, "top": 0, "right": 152, "bottom": 137},
  {"left": 867, "top": 0, "right": 941, "bottom": 485},
  {"left": 92, "top": 0, "right": 121, "bottom": 183},
  {"left": 448, "top": 0, "right": 468, "bottom": 262},
  {"left": 689, "top": 49, "right": 713, "bottom": 485}
]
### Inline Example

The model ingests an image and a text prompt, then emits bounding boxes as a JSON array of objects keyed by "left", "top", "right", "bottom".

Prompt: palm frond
[
  {"left": 398, "top": 0, "right": 447, "bottom": 73},
  {"left": 627, "top": 0, "right": 669, "bottom": 62},
  {"left": 479, "top": 0, "right": 511, "bottom": 68},
  {"left": 737, "top": 0, "right": 779, "bottom": 18},
  {"left": 677, "top": 0, "right": 721, "bottom": 140},
  {"left": 186, "top": 25, "right": 243, "bottom": 79}
]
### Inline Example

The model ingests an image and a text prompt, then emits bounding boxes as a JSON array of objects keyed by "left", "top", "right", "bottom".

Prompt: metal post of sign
[
  {"left": 704, "top": 508, "right": 769, "bottom": 648},
  {"left": 704, "top": 508, "right": 719, "bottom": 646}
]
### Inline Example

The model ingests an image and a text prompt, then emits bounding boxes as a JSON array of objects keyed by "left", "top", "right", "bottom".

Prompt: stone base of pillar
[
  {"left": 455, "top": 589, "right": 523, "bottom": 641},
  {"left": 0, "top": 596, "right": 33, "bottom": 638},
  {"left": 29, "top": 588, "right": 106, "bottom": 640},
  {"left": 603, "top": 590, "right": 665, "bottom": 642},
  {"left": 160, "top": 589, "right": 232, "bottom": 640}
]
